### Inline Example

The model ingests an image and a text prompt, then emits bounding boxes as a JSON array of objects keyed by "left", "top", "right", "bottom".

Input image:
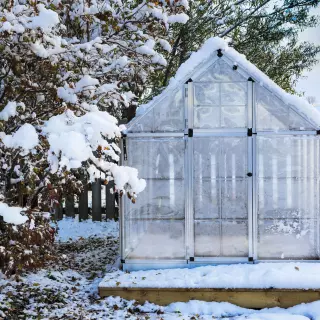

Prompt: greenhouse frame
[{"left": 119, "top": 38, "right": 320, "bottom": 271}]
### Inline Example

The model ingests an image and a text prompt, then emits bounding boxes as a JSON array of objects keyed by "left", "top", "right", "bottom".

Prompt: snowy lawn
[
  {"left": 55, "top": 216, "right": 119, "bottom": 242},
  {"left": 2, "top": 219, "right": 320, "bottom": 319},
  {"left": 100, "top": 263, "right": 320, "bottom": 289}
]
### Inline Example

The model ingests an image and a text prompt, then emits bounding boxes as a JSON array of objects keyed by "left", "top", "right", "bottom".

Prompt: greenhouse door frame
[{"left": 185, "top": 77, "right": 255, "bottom": 265}]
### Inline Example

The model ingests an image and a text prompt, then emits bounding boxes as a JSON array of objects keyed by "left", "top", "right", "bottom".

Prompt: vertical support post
[
  {"left": 119, "top": 137, "right": 125, "bottom": 261},
  {"left": 186, "top": 80, "right": 194, "bottom": 260},
  {"left": 79, "top": 182, "right": 89, "bottom": 221},
  {"left": 65, "top": 195, "right": 75, "bottom": 218},
  {"left": 105, "top": 181, "right": 116, "bottom": 220},
  {"left": 92, "top": 178, "right": 102, "bottom": 221}
]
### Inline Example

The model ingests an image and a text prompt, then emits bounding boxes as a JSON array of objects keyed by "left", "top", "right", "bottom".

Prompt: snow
[
  {"left": 100, "top": 263, "right": 320, "bottom": 289},
  {"left": 0, "top": 101, "right": 24, "bottom": 121},
  {"left": 27, "top": 4, "right": 60, "bottom": 32},
  {"left": 55, "top": 217, "right": 119, "bottom": 242},
  {"left": 0, "top": 203, "right": 28, "bottom": 225},
  {"left": 2, "top": 123, "right": 38, "bottom": 154},
  {"left": 132, "top": 37, "right": 320, "bottom": 128}
]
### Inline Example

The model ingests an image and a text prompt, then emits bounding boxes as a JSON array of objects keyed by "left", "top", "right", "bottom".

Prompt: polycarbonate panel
[
  {"left": 193, "top": 79, "right": 247, "bottom": 129},
  {"left": 221, "top": 107, "right": 246, "bottom": 128},
  {"left": 221, "top": 82, "right": 247, "bottom": 105},
  {"left": 221, "top": 180, "right": 247, "bottom": 219},
  {"left": 257, "top": 136, "right": 320, "bottom": 259},
  {"left": 127, "top": 138, "right": 184, "bottom": 179},
  {"left": 125, "top": 220, "right": 185, "bottom": 259},
  {"left": 194, "top": 82, "right": 220, "bottom": 105},
  {"left": 193, "top": 136, "right": 249, "bottom": 258},
  {"left": 194, "top": 221, "right": 220, "bottom": 257},
  {"left": 123, "top": 137, "right": 185, "bottom": 260},
  {"left": 194, "top": 106, "right": 220, "bottom": 129},
  {"left": 256, "top": 85, "right": 315, "bottom": 131},
  {"left": 222, "top": 221, "right": 248, "bottom": 256},
  {"left": 128, "top": 87, "right": 184, "bottom": 133},
  {"left": 196, "top": 59, "right": 247, "bottom": 82}
]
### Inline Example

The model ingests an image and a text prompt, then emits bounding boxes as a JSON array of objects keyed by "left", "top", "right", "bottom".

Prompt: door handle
[{"left": 247, "top": 172, "right": 253, "bottom": 177}]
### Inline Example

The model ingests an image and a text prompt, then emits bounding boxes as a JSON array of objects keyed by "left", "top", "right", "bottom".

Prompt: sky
[{"left": 296, "top": 6, "right": 320, "bottom": 104}]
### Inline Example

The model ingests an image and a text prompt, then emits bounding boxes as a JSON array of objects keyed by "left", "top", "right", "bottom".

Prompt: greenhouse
[{"left": 119, "top": 37, "right": 320, "bottom": 271}]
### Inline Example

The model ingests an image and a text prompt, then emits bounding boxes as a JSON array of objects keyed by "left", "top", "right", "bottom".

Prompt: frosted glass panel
[
  {"left": 153, "top": 88, "right": 184, "bottom": 132},
  {"left": 194, "top": 106, "right": 220, "bottom": 129},
  {"left": 195, "top": 221, "right": 220, "bottom": 257},
  {"left": 127, "top": 138, "right": 184, "bottom": 179},
  {"left": 222, "top": 221, "right": 248, "bottom": 256},
  {"left": 194, "top": 179, "right": 219, "bottom": 219},
  {"left": 128, "top": 87, "right": 184, "bottom": 133},
  {"left": 221, "top": 180, "right": 247, "bottom": 219},
  {"left": 256, "top": 85, "right": 315, "bottom": 131},
  {"left": 258, "top": 219, "right": 317, "bottom": 259},
  {"left": 193, "top": 136, "right": 248, "bottom": 258},
  {"left": 129, "top": 110, "right": 154, "bottom": 133},
  {"left": 221, "top": 82, "right": 247, "bottom": 105},
  {"left": 257, "top": 135, "right": 320, "bottom": 259},
  {"left": 197, "top": 59, "right": 247, "bottom": 82},
  {"left": 256, "top": 85, "right": 288, "bottom": 130},
  {"left": 221, "top": 138, "right": 247, "bottom": 178},
  {"left": 124, "top": 137, "right": 185, "bottom": 260},
  {"left": 221, "top": 107, "right": 246, "bottom": 128},
  {"left": 194, "top": 82, "right": 219, "bottom": 105},
  {"left": 126, "top": 220, "right": 185, "bottom": 259},
  {"left": 193, "top": 80, "right": 247, "bottom": 129}
]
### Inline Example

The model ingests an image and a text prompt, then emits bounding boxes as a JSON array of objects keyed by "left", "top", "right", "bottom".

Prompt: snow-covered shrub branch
[{"left": 0, "top": 0, "right": 188, "bottom": 210}]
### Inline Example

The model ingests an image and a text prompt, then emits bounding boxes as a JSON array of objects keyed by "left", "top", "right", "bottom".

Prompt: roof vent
[{"left": 217, "top": 49, "right": 223, "bottom": 57}]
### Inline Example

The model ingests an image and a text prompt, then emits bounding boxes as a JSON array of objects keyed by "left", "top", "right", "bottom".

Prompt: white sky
[{"left": 296, "top": 6, "right": 320, "bottom": 103}]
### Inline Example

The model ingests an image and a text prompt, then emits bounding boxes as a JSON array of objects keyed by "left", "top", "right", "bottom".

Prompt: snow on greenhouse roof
[{"left": 128, "top": 37, "right": 320, "bottom": 129}]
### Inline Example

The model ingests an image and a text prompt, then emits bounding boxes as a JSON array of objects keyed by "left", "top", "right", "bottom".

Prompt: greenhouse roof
[{"left": 127, "top": 37, "right": 320, "bottom": 130}]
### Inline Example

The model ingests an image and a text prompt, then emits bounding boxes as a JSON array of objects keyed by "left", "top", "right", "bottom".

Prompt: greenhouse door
[{"left": 187, "top": 75, "right": 253, "bottom": 262}]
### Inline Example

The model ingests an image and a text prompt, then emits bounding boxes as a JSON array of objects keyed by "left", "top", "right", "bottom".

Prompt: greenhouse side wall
[
  {"left": 122, "top": 136, "right": 186, "bottom": 261},
  {"left": 257, "top": 135, "right": 320, "bottom": 260}
]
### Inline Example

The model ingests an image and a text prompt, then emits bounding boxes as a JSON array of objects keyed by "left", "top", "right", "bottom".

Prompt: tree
[
  {"left": 146, "top": 0, "right": 320, "bottom": 100},
  {"left": 0, "top": 0, "right": 188, "bottom": 274}
]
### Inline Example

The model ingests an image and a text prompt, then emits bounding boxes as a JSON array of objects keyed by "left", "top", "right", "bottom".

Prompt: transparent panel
[
  {"left": 194, "top": 221, "right": 220, "bottom": 257},
  {"left": 129, "top": 109, "right": 154, "bottom": 133},
  {"left": 194, "top": 179, "right": 219, "bottom": 219},
  {"left": 221, "top": 180, "right": 247, "bottom": 219},
  {"left": 153, "top": 88, "right": 184, "bottom": 132},
  {"left": 289, "top": 108, "right": 315, "bottom": 130},
  {"left": 193, "top": 80, "right": 247, "bottom": 129},
  {"left": 221, "top": 82, "right": 247, "bottom": 106},
  {"left": 128, "top": 87, "right": 184, "bottom": 133},
  {"left": 127, "top": 138, "right": 184, "bottom": 179},
  {"left": 194, "top": 106, "right": 220, "bottom": 129},
  {"left": 258, "top": 219, "right": 317, "bottom": 259},
  {"left": 256, "top": 85, "right": 288, "bottom": 131},
  {"left": 256, "top": 85, "right": 316, "bottom": 131},
  {"left": 193, "top": 136, "right": 248, "bottom": 258},
  {"left": 220, "top": 137, "right": 247, "bottom": 178},
  {"left": 194, "top": 82, "right": 220, "bottom": 106},
  {"left": 221, "top": 106, "right": 246, "bottom": 128},
  {"left": 257, "top": 136, "right": 320, "bottom": 259},
  {"left": 196, "top": 59, "right": 247, "bottom": 82},
  {"left": 123, "top": 137, "right": 185, "bottom": 260},
  {"left": 222, "top": 221, "right": 248, "bottom": 256}
]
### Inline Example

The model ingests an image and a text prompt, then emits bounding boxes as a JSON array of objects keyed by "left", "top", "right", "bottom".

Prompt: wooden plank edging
[{"left": 98, "top": 287, "right": 320, "bottom": 308}]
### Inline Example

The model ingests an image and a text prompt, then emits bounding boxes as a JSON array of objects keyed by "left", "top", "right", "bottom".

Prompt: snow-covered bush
[
  {"left": 0, "top": 0, "right": 188, "bottom": 274},
  {"left": 0, "top": 207, "right": 54, "bottom": 276}
]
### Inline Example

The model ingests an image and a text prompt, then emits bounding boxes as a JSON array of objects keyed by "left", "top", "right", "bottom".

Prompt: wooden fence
[{"left": 54, "top": 179, "right": 118, "bottom": 221}]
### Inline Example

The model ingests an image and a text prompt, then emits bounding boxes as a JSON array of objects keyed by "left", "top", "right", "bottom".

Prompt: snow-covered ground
[
  {"left": 100, "top": 262, "right": 320, "bottom": 289},
  {"left": 55, "top": 216, "right": 119, "bottom": 242},
  {"left": 3, "top": 219, "right": 320, "bottom": 319}
]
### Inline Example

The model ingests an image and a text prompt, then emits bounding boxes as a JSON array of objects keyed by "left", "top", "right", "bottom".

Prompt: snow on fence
[{"left": 54, "top": 179, "right": 118, "bottom": 222}]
